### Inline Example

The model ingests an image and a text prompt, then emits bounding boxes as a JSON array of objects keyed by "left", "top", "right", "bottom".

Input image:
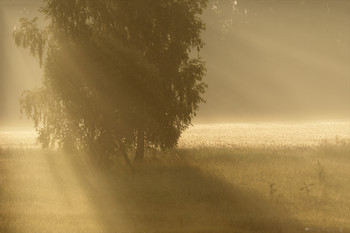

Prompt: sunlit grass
[
  {"left": 0, "top": 139, "right": 349, "bottom": 232},
  {"left": 174, "top": 138, "right": 350, "bottom": 231},
  {"left": 179, "top": 122, "right": 350, "bottom": 148}
]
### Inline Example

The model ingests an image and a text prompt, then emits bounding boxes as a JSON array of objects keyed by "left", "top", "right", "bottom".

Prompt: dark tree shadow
[{"left": 59, "top": 152, "right": 303, "bottom": 233}]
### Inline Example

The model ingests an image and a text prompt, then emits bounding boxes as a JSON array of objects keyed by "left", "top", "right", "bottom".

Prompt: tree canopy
[{"left": 14, "top": 0, "right": 208, "bottom": 163}]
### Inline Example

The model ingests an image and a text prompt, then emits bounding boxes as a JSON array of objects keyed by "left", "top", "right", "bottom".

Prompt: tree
[{"left": 14, "top": 0, "right": 208, "bottom": 164}]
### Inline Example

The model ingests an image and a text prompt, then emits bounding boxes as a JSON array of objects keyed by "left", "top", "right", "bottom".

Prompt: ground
[{"left": 0, "top": 140, "right": 349, "bottom": 233}]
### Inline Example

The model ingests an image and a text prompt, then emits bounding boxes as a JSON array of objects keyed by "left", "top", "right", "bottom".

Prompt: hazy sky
[
  {"left": 1, "top": 0, "right": 42, "bottom": 127},
  {"left": 0, "top": 0, "right": 349, "bottom": 127},
  {"left": 198, "top": 0, "right": 349, "bottom": 122}
]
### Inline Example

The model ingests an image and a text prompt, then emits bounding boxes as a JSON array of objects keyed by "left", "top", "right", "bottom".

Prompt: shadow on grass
[
  {"left": 0, "top": 147, "right": 303, "bottom": 233},
  {"left": 58, "top": 152, "right": 303, "bottom": 233}
]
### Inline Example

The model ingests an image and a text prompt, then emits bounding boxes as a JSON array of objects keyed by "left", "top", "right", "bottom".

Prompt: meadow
[{"left": 0, "top": 137, "right": 349, "bottom": 233}]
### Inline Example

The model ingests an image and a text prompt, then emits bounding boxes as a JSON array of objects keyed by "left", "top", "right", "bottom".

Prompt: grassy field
[{"left": 0, "top": 139, "right": 349, "bottom": 233}]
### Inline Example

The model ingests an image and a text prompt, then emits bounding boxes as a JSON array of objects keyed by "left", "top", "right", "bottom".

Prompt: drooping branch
[{"left": 13, "top": 17, "right": 47, "bottom": 67}]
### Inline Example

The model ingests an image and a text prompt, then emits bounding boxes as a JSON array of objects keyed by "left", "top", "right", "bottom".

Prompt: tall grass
[{"left": 0, "top": 139, "right": 349, "bottom": 232}]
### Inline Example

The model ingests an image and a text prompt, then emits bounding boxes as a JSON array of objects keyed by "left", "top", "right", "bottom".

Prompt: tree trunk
[
  {"left": 121, "top": 147, "right": 134, "bottom": 172},
  {"left": 134, "top": 126, "right": 144, "bottom": 162}
]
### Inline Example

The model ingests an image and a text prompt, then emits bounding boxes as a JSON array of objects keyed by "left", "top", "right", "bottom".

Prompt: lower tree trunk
[
  {"left": 121, "top": 147, "right": 134, "bottom": 172},
  {"left": 134, "top": 126, "right": 144, "bottom": 162}
]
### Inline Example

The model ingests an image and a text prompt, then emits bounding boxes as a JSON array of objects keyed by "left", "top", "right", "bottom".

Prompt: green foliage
[{"left": 14, "top": 0, "right": 208, "bottom": 160}]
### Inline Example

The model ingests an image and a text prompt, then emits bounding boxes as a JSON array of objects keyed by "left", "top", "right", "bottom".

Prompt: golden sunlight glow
[{"left": 1, "top": 1, "right": 349, "bottom": 232}]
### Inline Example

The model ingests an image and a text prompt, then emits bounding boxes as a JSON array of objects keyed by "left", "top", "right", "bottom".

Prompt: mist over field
[{"left": 0, "top": 0, "right": 349, "bottom": 232}]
